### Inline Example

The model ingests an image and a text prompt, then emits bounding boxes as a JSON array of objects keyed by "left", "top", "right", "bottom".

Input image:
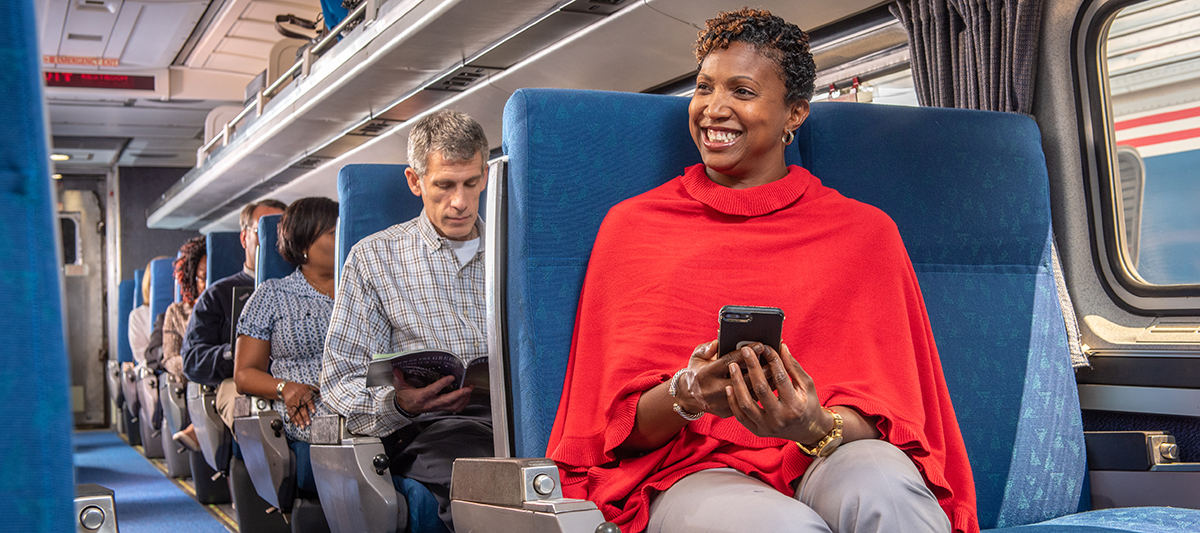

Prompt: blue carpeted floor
[{"left": 74, "top": 431, "right": 228, "bottom": 533}]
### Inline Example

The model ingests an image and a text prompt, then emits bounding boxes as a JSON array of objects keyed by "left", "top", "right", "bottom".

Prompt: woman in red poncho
[{"left": 546, "top": 8, "right": 978, "bottom": 533}]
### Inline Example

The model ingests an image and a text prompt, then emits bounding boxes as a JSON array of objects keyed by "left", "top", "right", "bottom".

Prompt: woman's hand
[
  {"left": 281, "top": 381, "right": 320, "bottom": 429},
  {"left": 725, "top": 343, "right": 834, "bottom": 444},
  {"left": 674, "top": 340, "right": 746, "bottom": 418},
  {"left": 392, "top": 371, "right": 473, "bottom": 416}
]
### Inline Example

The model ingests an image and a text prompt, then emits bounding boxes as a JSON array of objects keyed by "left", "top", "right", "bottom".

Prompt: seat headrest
[
  {"left": 256, "top": 214, "right": 295, "bottom": 285},
  {"left": 335, "top": 164, "right": 424, "bottom": 281},
  {"left": 206, "top": 231, "right": 244, "bottom": 285},
  {"left": 797, "top": 103, "right": 1050, "bottom": 267},
  {"left": 148, "top": 258, "right": 175, "bottom": 327}
]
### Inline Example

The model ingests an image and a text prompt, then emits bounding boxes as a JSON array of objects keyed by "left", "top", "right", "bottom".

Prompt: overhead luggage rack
[{"left": 146, "top": 0, "right": 578, "bottom": 230}]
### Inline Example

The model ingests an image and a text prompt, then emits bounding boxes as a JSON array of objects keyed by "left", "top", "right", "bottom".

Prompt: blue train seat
[
  {"left": 0, "top": 0, "right": 74, "bottom": 528},
  {"left": 109, "top": 279, "right": 135, "bottom": 408},
  {"left": 134, "top": 257, "right": 176, "bottom": 460},
  {"left": 311, "top": 164, "right": 436, "bottom": 533},
  {"left": 452, "top": 88, "right": 1200, "bottom": 532},
  {"left": 160, "top": 256, "right": 192, "bottom": 479},
  {"left": 216, "top": 213, "right": 302, "bottom": 532},
  {"left": 121, "top": 267, "right": 146, "bottom": 424},
  {"left": 188, "top": 231, "right": 245, "bottom": 476}
]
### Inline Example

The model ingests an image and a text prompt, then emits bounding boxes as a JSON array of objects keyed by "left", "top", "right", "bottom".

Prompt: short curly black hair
[
  {"left": 277, "top": 197, "right": 339, "bottom": 266},
  {"left": 695, "top": 8, "right": 816, "bottom": 103},
  {"left": 173, "top": 236, "right": 206, "bottom": 306}
]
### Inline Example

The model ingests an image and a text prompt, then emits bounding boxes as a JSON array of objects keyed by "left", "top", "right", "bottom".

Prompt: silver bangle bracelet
[{"left": 668, "top": 369, "right": 703, "bottom": 421}]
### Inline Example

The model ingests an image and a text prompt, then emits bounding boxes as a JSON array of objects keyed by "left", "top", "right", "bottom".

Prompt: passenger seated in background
[
  {"left": 182, "top": 199, "right": 286, "bottom": 431},
  {"left": 164, "top": 236, "right": 206, "bottom": 452},
  {"left": 547, "top": 9, "right": 976, "bottom": 533},
  {"left": 322, "top": 109, "right": 493, "bottom": 533},
  {"left": 234, "top": 197, "right": 338, "bottom": 495}
]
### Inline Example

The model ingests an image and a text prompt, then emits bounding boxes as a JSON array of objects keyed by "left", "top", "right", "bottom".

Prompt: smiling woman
[{"left": 546, "top": 8, "right": 977, "bottom": 533}]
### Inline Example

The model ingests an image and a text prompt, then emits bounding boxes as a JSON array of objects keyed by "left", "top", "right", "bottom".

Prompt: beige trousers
[
  {"left": 214, "top": 378, "right": 239, "bottom": 430},
  {"left": 646, "top": 439, "right": 951, "bottom": 533}
]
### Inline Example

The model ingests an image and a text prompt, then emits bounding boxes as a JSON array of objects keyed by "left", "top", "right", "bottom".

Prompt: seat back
[
  {"left": 117, "top": 279, "right": 135, "bottom": 364},
  {"left": 257, "top": 214, "right": 295, "bottom": 285},
  {"left": 495, "top": 89, "right": 1085, "bottom": 529},
  {"left": 0, "top": 0, "right": 73, "bottom": 527},
  {"left": 335, "top": 164, "right": 422, "bottom": 282},
  {"left": 207, "top": 231, "right": 244, "bottom": 285},
  {"left": 494, "top": 88, "right": 801, "bottom": 458},
  {"left": 796, "top": 103, "right": 1084, "bottom": 528},
  {"left": 149, "top": 257, "right": 175, "bottom": 330},
  {"left": 133, "top": 268, "right": 145, "bottom": 307}
]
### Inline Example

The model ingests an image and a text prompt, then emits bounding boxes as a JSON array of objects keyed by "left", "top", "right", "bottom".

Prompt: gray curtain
[{"left": 890, "top": 0, "right": 1045, "bottom": 114}]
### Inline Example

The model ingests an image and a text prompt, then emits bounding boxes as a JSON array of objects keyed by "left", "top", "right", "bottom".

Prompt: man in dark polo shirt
[{"left": 182, "top": 199, "right": 285, "bottom": 429}]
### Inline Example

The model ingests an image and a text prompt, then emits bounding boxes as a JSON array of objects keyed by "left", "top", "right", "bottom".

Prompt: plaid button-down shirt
[{"left": 320, "top": 210, "right": 487, "bottom": 437}]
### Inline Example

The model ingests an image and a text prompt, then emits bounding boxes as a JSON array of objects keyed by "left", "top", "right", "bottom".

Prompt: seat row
[{"left": 109, "top": 90, "right": 1200, "bottom": 533}]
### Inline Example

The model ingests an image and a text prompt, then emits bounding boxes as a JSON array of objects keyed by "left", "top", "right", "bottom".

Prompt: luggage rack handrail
[{"left": 196, "top": 0, "right": 375, "bottom": 165}]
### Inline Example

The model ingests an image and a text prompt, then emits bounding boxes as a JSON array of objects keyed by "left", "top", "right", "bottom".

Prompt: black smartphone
[{"left": 717, "top": 305, "right": 784, "bottom": 356}]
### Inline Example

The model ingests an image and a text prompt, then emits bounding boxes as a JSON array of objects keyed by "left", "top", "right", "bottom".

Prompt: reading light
[
  {"left": 50, "top": 154, "right": 70, "bottom": 161},
  {"left": 52, "top": 174, "right": 62, "bottom": 180}
]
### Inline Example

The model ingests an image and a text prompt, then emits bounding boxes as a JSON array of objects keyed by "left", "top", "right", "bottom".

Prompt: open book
[{"left": 366, "top": 349, "right": 489, "bottom": 394}]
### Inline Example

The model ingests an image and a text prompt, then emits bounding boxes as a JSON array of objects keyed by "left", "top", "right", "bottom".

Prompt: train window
[
  {"left": 59, "top": 215, "right": 80, "bottom": 266},
  {"left": 1106, "top": 1, "right": 1200, "bottom": 286},
  {"left": 1087, "top": 0, "right": 1200, "bottom": 309},
  {"left": 810, "top": 68, "right": 919, "bottom": 106}
]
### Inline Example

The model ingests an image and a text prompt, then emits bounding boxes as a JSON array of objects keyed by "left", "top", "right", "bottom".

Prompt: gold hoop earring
[{"left": 783, "top": 130, "right": 795, "bottom": 145}]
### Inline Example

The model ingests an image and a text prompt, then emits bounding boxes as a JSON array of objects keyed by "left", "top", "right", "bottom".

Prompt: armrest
[
  {"left": 450, "top": 457, "right": 615, "bottom": 533},
  {"left": 186, "top": 381, "right": 232, "bottom": 474},
  {"left": 158, "top": 374, "right": 190, "bottom": 435},
  {"left": 106, "top": 360, "right": 124, "bottom": 407},
  {"left": 309, "top": 414, "right": 404, "bottom": 533},
  {"left": 76, "top": 484, "right": 118, "bottom": 533},
  {"left": 121, "top": 365, "right": 140, "bottom": 418},
  {"left": 134, "top": 368, "right": 164, "bottom": 458},
  {"left": 232, "top": 395, "right": 296, "bottom": 512},
  {"left": 135, "top": 367, "right": 161, "bottom": 433}
]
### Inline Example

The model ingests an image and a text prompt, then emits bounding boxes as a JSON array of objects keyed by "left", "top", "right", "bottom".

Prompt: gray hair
[{"left": 407, "top": 109, "right": 488, "bottom": 177}]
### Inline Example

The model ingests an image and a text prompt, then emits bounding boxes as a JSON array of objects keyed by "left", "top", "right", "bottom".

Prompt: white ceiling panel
[
  {"left": 203, "top": 51, "right": 265, "bottom": 73},
  {"left": 229, "top": 19, "right": 277, "bottom": 38},
  {"left": 117, "top": 0, "right": 211, "bottom": 67},
  {"left": 215, "top": 36, "right": 277, "bottom": 58}
]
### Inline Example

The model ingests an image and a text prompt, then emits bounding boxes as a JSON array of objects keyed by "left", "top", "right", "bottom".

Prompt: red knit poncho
[{"left": 547, "top": 164, "right": 978, "bottom": 533}]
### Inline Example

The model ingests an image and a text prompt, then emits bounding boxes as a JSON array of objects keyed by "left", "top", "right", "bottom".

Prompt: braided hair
[
  {"left": 173, "top": 236, "right": 206, "bottom": 306},
  {"left": 694, "top": 8, "right": 816, "bottom": 103}
]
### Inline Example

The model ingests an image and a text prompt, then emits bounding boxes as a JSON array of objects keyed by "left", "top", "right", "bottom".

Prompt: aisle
[{"left": 74, "top": 431, "right": 229, "bottom": 533}]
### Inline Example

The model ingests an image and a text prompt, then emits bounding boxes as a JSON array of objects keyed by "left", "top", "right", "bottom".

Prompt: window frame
[{"left": 1076, "top": 0, "right": 1200, "bottom": 313}]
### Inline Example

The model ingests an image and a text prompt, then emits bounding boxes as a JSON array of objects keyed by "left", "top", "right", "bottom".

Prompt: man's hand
[{"left": 392, "top": 370, "right": 473, "bottom": 416}]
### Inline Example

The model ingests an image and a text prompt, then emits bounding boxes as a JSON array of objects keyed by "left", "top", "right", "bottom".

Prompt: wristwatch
[
  {"left": 796, "top": 408, "right": 843, "bottom": 457},
  {"left": 276, "top": 380, "right": 287, "bottom": 401}
]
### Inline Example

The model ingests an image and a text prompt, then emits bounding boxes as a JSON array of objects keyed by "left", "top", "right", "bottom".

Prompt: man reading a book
[{"left": 321, "top": 109, "right": 492, "bottom": 533}]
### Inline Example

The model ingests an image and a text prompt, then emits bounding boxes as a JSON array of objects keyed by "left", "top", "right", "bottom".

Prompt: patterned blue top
[{"left": 238, "top": 268, "right": 333, "bottom": 442}]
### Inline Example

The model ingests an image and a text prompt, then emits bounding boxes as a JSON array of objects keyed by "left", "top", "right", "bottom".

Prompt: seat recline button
[
  {"left": 532, "top": 473, "right": 555, "bottom": 496},
  {"left": 80, "top": 506, "right": 105, "bottom": 530}
]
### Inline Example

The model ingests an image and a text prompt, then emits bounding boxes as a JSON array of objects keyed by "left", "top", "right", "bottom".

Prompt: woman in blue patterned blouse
[{"left": 235, "top": 197, "right": 338, "bottom": 493}]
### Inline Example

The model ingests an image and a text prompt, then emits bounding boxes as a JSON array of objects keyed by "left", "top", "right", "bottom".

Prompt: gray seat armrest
[
  {"left": 121, "top": 365, "right": 140, "bottom": 419},
  {"left": 159, "top": 374, "right": 189, "bottom": 436},
  {"left": 310, "top": 414, "right": 404, "bottom": 533},
  {"left": 450, "top": 457, "right": 612, "bottom": 533},
  {"left": 76, "top": 484, "right": 118, "bottom": 533},
  {"left": 232, "top": 395, "right": 296, "bottom": 512},
  {"left": 187, "top": 381, "right": 233, "bottom": 473},
  {"left": 135, "top": 367, "right": 164, "bottom": 458},
  {"left": 105, "top": 360, "right": 124, "bottom": 407}
]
